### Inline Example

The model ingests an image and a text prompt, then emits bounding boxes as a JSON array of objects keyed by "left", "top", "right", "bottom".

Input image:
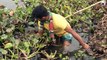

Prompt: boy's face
[{"left": 39, "top": 16, "right": 48, "bottom": 22}]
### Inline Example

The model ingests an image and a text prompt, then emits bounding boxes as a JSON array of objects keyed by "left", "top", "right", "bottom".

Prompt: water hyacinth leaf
[
  {"left": 4, "top": 43, "right": 13, "bottom": 49},
  {"left": 12, "top": 54, "right": 18, "bottom": 59},
  {"left": 28, "top": 22, "right": 35, "bottom": 25},
  {"left": 0, "top": 48, "right": 7, "bottom": 54},
  {"left": 1, "top": 59, "right": 5, "bottom": 60},
  {"left": 6, "top": 28, "right": 13, "bottom": 33},
  {"left": 26, "top": 48, "right": 30, "bottom": 55},
  {"left": 58, "top": 0, "right": 61, "bottom": 3},
  {"left": 24, "top": 42, "right": 30, "bottom": 48},
  {"left": 15, "top": 39, "right": 20, "bottom": 45},
  {"left": 14, "top": 0, "right": 19, "bottom": 4},
  {"left": 26, "top": 7, "right": 32, "bottom": 14},
  {"left": 59, "top": 54, "right": 62, "bottom": 58},
  {"left": 1, "top": 34, "right": 8, "bottom": 39},
  {"left": 32, "top": 38, "right": 39, "bottom": 44},
  {"left": 14, "top": 39, "right": 20, "bottom": 48}
]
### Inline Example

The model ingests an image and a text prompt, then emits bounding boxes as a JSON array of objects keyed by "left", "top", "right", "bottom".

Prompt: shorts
[{"left": 60, "top": 33, "right": 73, "bottom": 43}]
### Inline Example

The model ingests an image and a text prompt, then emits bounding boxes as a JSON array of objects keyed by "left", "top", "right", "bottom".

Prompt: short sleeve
[{"left": 53, "top": 14, "right": 70, "bottom": 30}]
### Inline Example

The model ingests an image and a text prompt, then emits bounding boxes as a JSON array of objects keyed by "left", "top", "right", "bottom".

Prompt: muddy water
[
  {"left": 0, "top": 0, "right": 16, "bottom": 10},
  {"left": 69, "top": 33, "right": 94, "bottom": 60},
  {"left": 0, "top": 0, "right": 25, "bottom": 10}
]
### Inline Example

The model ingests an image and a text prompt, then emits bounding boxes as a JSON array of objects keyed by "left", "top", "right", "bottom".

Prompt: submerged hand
[
  {"left": 83, "top": 43, "right": 90, "bottom": 49},
  {"left": 83, "top": 43, "right": 94, "bottom": 55}
]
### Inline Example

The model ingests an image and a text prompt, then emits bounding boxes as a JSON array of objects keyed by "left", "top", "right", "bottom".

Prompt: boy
[{"left": 32, "top": 5, "right": 92, "bottom": 54}]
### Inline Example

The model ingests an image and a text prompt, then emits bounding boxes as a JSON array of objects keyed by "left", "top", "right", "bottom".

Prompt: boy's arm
[
  {"left": 35, "top": 21, "right": 44, "bottom": 36},
  {"left": 36, "top": 25, "right": 44, "bottom": 36},
  {"left": 65, "top": 24, "right": 90, "bottom": 49}
]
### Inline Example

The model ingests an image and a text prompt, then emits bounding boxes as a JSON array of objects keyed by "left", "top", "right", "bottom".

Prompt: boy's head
[{"left": 31, "top": 5, "right": 49, "bottom": 22}]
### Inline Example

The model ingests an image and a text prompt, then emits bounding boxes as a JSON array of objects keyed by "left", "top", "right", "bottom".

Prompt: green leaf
[
  {"left": 0, "top": 48, "right": 7, "bottom": 54},
  {"left": 14, "top": 39, "right": 20, "bottom": 48},
  {"left": 14, "top": 0, "right": 19, "bottom": 4},
  {"left": 6, "top": 28, "right": 13, "bottom": 33},
  {"left": 24, "top": 42, "right": 30, "bottom": 48},
  {"left": 26, "top": 48, "right": 30, "bottom": 55},
  {"left": 13, "top": 54, "right": 18, "bottom": 59},
  {"left": 1, "top": 34, "right": 8, "bottom": 39},
  {"left": 59, "top": 54, "right": 62, "bottom": 58},
  {"left": 1, "top": 59, "right": 5, "bottom": 60},
  {"left": 4, "top": 43, "right": 13, "bottom": 49},
  {"left": 28, "top": 22, "right": 35, "bottom": 25}
]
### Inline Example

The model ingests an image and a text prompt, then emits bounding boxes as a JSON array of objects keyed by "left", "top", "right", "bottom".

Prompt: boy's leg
[
  {"left": 61, "top": 33, "right": 73, "bottom": 54},
  {"left": 63, "top": 40, "right": 71, "bottom": 47},
  {"left": 62, "top": 33, "right": 72, "bottom": 46}
]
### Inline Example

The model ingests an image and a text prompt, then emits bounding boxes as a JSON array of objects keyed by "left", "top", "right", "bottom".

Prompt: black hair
[{"left": 31, "top": 5, "right": 49, "bottom": 19}]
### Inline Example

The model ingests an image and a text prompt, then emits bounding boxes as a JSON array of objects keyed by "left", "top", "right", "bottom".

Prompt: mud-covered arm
[{"left": 65, "top": 24, "right": 90, "bottom": 49}]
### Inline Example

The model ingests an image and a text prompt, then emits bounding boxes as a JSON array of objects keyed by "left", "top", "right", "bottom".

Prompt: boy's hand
[
  {"left": 36, "top": 30, "right": 44, "bottom": 36},
  {"left": 83, "top": 43, "right": 94, "bottom": 55},
  {"left": 83, "top": 43, "right": 90, "bottom": 49}
]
